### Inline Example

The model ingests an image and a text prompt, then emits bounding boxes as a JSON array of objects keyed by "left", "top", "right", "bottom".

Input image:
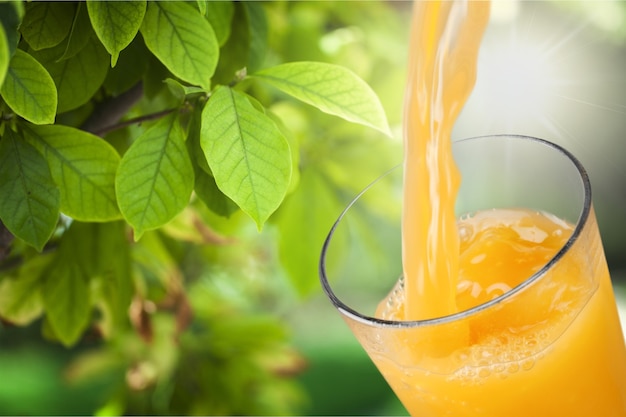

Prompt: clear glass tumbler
[{"left": 319, "top": 134, "right": 626, "bottom": 416}]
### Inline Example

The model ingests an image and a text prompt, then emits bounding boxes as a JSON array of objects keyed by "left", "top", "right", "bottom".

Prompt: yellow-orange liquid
[
  {"left": 374, "top": 208, "right": 626, "bottom": 415},
  {"left": 367, "top": 0, "right": 626, "bottom": 415},
  {"left": 401, "top": 0, "right": 489, "bottom": 320}
]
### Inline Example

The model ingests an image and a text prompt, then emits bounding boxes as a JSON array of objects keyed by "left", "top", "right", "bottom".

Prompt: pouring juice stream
[{"left": 396, "top": 0, "right": 489, "bottom": 320}]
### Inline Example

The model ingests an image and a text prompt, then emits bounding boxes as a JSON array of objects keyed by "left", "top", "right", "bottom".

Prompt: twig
[
  {"left": 81, "top": 82, "right": 145, "bottom": 136},
  {"left": 91, "top": 108, "right": 178, "bottom": 136}
]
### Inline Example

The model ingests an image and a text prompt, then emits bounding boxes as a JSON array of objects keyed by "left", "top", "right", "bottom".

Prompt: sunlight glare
[{"left": 478, "top": 41, "right": 556, "bottom": 127}]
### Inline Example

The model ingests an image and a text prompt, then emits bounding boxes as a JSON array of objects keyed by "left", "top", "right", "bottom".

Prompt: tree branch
[
  {"left": 92, "top": 108, "right": 177, "bottom": 137},
  {"left": 81, "top": 82, "right": 145, "bottom": 136}
]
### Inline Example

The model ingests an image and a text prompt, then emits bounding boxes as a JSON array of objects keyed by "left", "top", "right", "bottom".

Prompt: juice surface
[
  {"left": 380, "top": 208, "right": 574, "bottom": 321},
  {"left": 371, "top": 208, "right": 626, "bottom": 415}
]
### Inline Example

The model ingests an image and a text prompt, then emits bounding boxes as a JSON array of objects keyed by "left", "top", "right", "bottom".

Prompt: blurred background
[{"left": 0, "top": 1, "right": 624, "bottom": 415}]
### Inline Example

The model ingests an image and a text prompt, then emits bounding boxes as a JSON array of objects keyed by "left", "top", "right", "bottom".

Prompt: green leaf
[
  {"left": 56, "top": 221, "right": 133, "bottom": 334},
  {"left": 0, "top": 1, "right": 24, "bottom": 58},
  {"left": 0, "top": 129, "right": 60, "bottom": 251},
  {"left": 194, "top": 168, "right": 238, "bottom": 218},
  {"left": 22, "top": 124, "right": 121, "bottom": 222},
  {"left": 264, "top": 103, "right": 301, "bottom": 194},
  {"left": 202, "top": 0, "right": 234, "bottom": 46},
  {"left": 116, "top": 113, "right": 194, "bottom": 239},
  {"left": 58, "top": 3, "right": 93, "bottom": 61},
  {"left": 0, "top": 254, "right": 52, "bottom": 325},
  {"left": 164, "top": 78, "right": 206, "bottom": 104},
  {"left": 91, "top": 221, "right": 133, "bottom": 332},
  {"left": 20, "top": 2, "right": 75, "bottom": 51},
  {"left": 186, "top": 103, "right": 212, "bottom": 174},
  {"left": 196, "top": 0, "right": 207, "bottom": 17},
  {"left": 212, "top": 3, "right": 248, "bottom": 85},
  {"left": 0, "top": 49, "right": 57, "bottom": 124},
  {"left": 163, "top": 78, "right": 187, "bottom": 104},
  {"left": 141, "top": 53, "right": 171, "bottom": 100},
  {"left": 132, "top": 229, "right": 180, "bottom": 289},
  {"left": 140, "top": 1, "right": 218, "bottom": 90},
  {"left": 40, "top": 220, "right": 100, "bottom": 347},
  {"left": 41, "top": 220, "right": 100, "bottom": 347},
  {"left": 57, "top": 222, "right": 105, "bottom": 278},
  {"left": 87, "top": 0, "right": 147, "bottom": 67},
  {"left": 244, "top": 3, "right": 268, "bottom": 73},
  {"left": 102, "top": 36, "right": 149, "bottom": 96},
  {"left": 0, "top": 23, "right": 8, "bottom": 87},
  {"left": 43, "top": 257, "right": 91, "bottom": 347},
  {"left": 186, "top": 101, "right": 238, "bottom": 217},
  {"left": 32, "top": 36, "right": 109, "bottom": 114},
  {"left": 253, "top": 62, "right": 391, "bottom": 136},
  {"left": 200, "top": 86, "right": 291, "bottom": 229}
]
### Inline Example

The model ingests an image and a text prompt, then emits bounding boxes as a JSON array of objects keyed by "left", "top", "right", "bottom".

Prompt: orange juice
[
  {"left": 400, "top": 0, "right": 489, "bottom": 321},
  {"left": 365, "top": 0, "right": 626, "bottom": 415},
  {"left": 373, "top": 206, "right": 626, "bottom": 415}
]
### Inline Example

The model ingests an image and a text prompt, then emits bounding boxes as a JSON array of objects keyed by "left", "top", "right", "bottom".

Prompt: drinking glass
[{"left": 319, "top": 134, "right": 626, "bottom": 416}]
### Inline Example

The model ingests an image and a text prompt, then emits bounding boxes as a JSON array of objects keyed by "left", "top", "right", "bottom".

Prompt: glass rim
[{"left": 318, "top": 134, "right": 593, "bottom": 329}]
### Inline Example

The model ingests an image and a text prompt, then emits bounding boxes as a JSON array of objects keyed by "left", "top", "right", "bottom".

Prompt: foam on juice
[{"left": 376, "top": 208, "right": 588, "bottom": 380}]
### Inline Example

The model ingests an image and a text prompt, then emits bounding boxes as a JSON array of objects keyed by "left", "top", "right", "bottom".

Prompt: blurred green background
[{"left": 1, "top": 1, "right": 625, "bottom": 415}]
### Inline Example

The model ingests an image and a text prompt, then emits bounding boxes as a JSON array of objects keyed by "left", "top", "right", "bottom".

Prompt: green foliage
[
  {"left": 43, "top": 257, "right": 91, "bottom": 347},
  {"left": 201, "top": 86, "right": 291, "bottom": 229},
  {"left": 202, "top": 1, "right": 234, "bottom": 46},
  {"left": 0, "top": 253, "right": 49, "bottom": 324},
  {"left": 0, "top": 25, "right": 8, "bottom": 87},
  {"left": 140, "top": 1, "right": 218, "bottom": 90},
  {"left": 86, "top": 0, "right": 146, "bottom": 66},
  {"left": 0, "top": 2, "right": 23, "bottom": 59},
  {"left": 116, "top": 113, "right": 193, "bottom": 239},
  {"left": 0, "top": 1, "right": 405, "bottom": 415},
  {"left": 0, "top": 128, "right": 59, "bottom": 251},
  {"left": 22, "top": 123, "right": 121, "bottom": 221},
  {"left": 31, "top": 35, "right": 110, "bottom": 113},
  {"left": 19, "top": 2, "right": 75, "bottom": 51},
  {"left": 254, "top": 61, "right": 391, "bottom": 136},
  {"left": 1, "top": 49, "right": 57, "bottom": 124},
  {"left": 58, "top": 3, "right": 92, "bottom": 61}
]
